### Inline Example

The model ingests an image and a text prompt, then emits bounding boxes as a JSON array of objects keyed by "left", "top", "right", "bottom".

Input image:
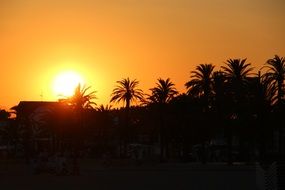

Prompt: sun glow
[{"left": 52, "top": 71, "right": 85, "bottom": 97}]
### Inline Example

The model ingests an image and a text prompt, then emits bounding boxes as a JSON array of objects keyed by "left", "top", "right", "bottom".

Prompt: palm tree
[
  {"left": 261, "top": 55, "right": 285, "bottom": 157},
  {"left": 63, "top": 84, "right": 97, "bottom": 135},
  {"left": 262, "top": 55, "right": 285, "bottom": 106},
  {"left": 110, "top": 78, "right": 144, "bottom": 156},
  {"left": 221, "top": 58, "right": 253, "bottom": 93},
  {"left": 256, "top": 71, "right": 277, "bottom": 107},
  {"left": 212, "top": 71, "right": 226, "bottom": 110},
  {"left": 221, "top": 58, "right": 253, "bottom": 164},
  {"left": 185, "top": 63, "right": 215, "bottom": 110},
  {"left": 185, "top": 64, "right": 215, "bottom": 163},
  {"left": 212, "top": 71, "right": 227, "bottom": 131},
  {"left": 149, "top": 78, "right": 178, "bottom": 104},
  {"left": 60, "top": 84, "right": 96, "bottom": 174},
  {"left": 149, "top": 78, "right": 178, "bottom": 161},
  {"left": 221, "top": 58, "right": 254, "bottom": 111},
  {"left": 253, "top": 72, "right": 276, "bottom": 163},
  {"left": 59, "top": 84, "right": 96, "bottom": 135},
  {"left": 64, "top": 84, "right": 97, "bottom": 110},
  {"left": 110, "top": 78, "right": 144, "bottom": 109}
]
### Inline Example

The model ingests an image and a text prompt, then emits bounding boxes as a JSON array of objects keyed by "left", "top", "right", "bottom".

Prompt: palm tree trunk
[
  {"left": 121, "top": 99, "right": 130, "bottom": 158},
  {"left": 159, "top": 116, "right": 165, "bottom": 162},
  {"left": 227, "top": 125, "right": 233, "bottom": 165},
  {"left": 277, "top": 81, "right": 283, "bottom": 159},
  {"left": 159, "top": 104, "right": 167, "bottom": 162}
]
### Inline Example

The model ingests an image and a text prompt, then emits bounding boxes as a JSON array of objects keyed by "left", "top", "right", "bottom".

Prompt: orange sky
[{"left": 0, "top": 0, "right": 285, "bottom": 109}]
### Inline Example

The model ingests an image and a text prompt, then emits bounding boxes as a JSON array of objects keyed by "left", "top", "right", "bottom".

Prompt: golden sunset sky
[{"left": 0, "top": 0, "right": 285, "bottom": 109}]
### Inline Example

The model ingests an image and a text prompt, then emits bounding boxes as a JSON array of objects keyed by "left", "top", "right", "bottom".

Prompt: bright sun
[{"left": 53, "top": 71, "right": 85, "bottom": 97}]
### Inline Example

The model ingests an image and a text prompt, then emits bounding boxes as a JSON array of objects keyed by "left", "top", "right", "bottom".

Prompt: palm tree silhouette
[
  {"left": 261, "top": 55, "right": 285, "bottom": 158},
  {"left": 110, "top": 78, "right": 144, "bottom": 109},
  {"left": 110, "top": 78, "right": 144, "bottom": 157},
  {"left": 262, "top": 55, "right": 285, "bottom": 106},
  {"left": 185, "top": 64, "right": 215, "bottom": 97},
  {"left": 221, "top": 58, "right": 253, "bottom": 110},
  {"left": 149, "top": 78, "right": 178, "bottom": 161},
  {"left": 221, "top": 58, "right": 253, "bottom": 90},
  {"left": 149, "top": 78, "right": 178, "bottom": 104},
  {"left": 60, "top": 84, "right": 96, "bottom": 174},
  {"left": 212, "top": 71, "right": 226, "bottom": 110},
  {"left": 185, "top": 64, "right": 215, "bottom": 163},
  {"left": 185, "top": 64, "right": 215, "bottom": 111},
  {"left": 221, "top": 58, "right": 253, "bottom": 164},
  {"left": 64, "top": 84, "right": 97, "bottom": 110},
  {"left": 253, "top": 72, "right": 276, "bottom": 163},
  {"left": 256, "top": 71, "right": 277, "bottom": 106}
]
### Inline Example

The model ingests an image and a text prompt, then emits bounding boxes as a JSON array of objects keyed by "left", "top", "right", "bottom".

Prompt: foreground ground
[{"left": 0, "top": 159, "right": 257, "bottom": 190}]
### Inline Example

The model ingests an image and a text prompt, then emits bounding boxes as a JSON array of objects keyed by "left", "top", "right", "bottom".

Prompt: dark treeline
[{"left": 0, "top": 55, "right": 285, "bottom": 166}]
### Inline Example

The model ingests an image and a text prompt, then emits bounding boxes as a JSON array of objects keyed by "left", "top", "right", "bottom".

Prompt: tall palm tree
[
  {"left": 149, "top": 78, "right": 178, "bottom": 104},
  {"left": 262, "top": 55, "right": 285, "bottom": 105},
  {"left": 60, "top": 84, "right": 96, "bottom": 174},
  {"left": 110, "top": 78, "right": 144, "bottom": 109},
  {"left": 185, "top": 64, "right": 215, "bottom": 163},
  {"left": 254, "top": 72, "right": 276, "bottom": 162},
  {"left": 261, "top": 55, "right": 285, "bottom": 157},
  {"left": 221, "top": 58, "right": 253, "bottom": 92},
  {"left": 256, "top": 71, "right": 277, "bottom": 107},
  {"left": 221, "top": 58, "right": 253, "bottom": 164},
  {"left": 221, "top": 58, "right": 254, "bottom": 109},
  {"left": 185, "top": 64, "right": 215, "bottom": 97},
  {"left": 64, "top": 84, "right": 96, "bottom": 134},
  {"left": 110, "top": 78, "right": 144, "bottom": 157},
  {"left": 185, "top": 63, "right": 215, "bottom": 111},
  {"left": 65, "top": 84, "right": 97, "bottom": 110},
  {"left": 149, "top": 78, "right": 178, "bottom": 161}
]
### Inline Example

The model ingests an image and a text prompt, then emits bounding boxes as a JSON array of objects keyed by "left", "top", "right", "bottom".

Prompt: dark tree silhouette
[
  {"left": 262, "top": 55, "right": 285, "bottom": 106},
  {"left": 185, "top": 64, "right": 216, "bottom": 163},
  {"left": 185, "top": 64, "right": 215, "bottom": 98},
  {"left": 110, "top": 78, "right": 144, "bottom": 156},
  {"left": 261, "top": 55, "right": 285, "bottom": 158},
  {"left": 61, "top": 84, "right": 96, "bottom": 174},
  {"left": 221, "top": 58, "right": 253, "bottom": 164},
  {"left": 149, "top": 78, "right": 178, "bottom": 104},
  {"left": 221, "top": 58, "right": 253, "bottom": 92},
  {"left": 185, "top": 64, "right": 215, "bottom": 112},
  {"left": 212, "top": 71, "right": 226, "bottom": 112},
  {"left": 110, "top": 78, "right": 144, "bottom": 109},
  {"left": 149, "top": 78, "right": 178, "bottom": 161},
  {"left": 252, "top": 72, "right": 276, "bottom": 164},
  {"left": 64, "top": 84, "right": 97, "bottom": 110}
]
